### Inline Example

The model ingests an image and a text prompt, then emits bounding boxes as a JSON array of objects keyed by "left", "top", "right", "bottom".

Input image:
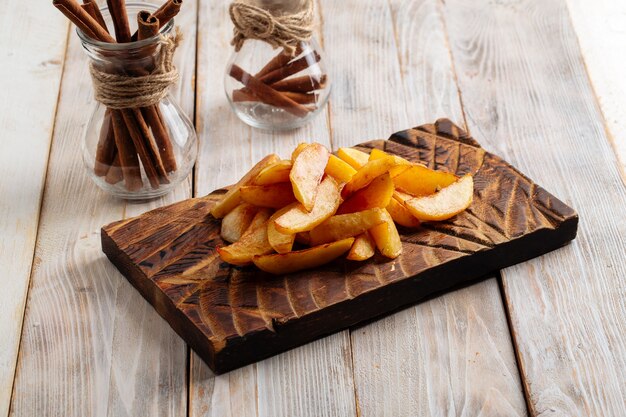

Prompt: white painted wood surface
[
  {"left": 8, "top": 1, "right": 197, "bottom": 415},
  {"left": 442, "top": 0, "right": 626, "bottom": 415},
  {"left": 566, "top": 0, "right": 626, "bottom": 179},
  {"left": 6, "top": 0, "right": 626, "bottom": 415},
  {"left": 322, "top": 0, "right": 527, "bottom": 415},
  {"left": 0, "top": 2, "right": 68, "bottom": 416}
]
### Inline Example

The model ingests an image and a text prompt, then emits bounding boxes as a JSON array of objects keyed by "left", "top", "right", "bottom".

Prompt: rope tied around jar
[
  {"left": 229, "top": 0, "right": 314, "bottom": 55},
  {"left": 89, "top": 28, "right": 182, "bottom": 109}
]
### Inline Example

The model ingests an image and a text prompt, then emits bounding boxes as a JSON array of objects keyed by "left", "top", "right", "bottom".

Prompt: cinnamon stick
[
  {"left": 233, "top": 89, "right": 318, "bottom": 106},
  {"left": 229, "top": 65, "right": 310, "bottom": 117},
  {"left": 53, "top": 0, "right": 116, "bottom": 43},
  {"left": 258, "top": 51, "right": 321, "bottom": 84},
  {"left": 137, "top": 11, "right": 177, "bottom": 175},
  {"left": 106, "top": 0, "right": 132, "bottom": 42},
  {"left": 94, "top": 109, "right": 117, "bottom": 176},
  {"left": 271, "top": 74, "right": 326, "bottom": 93},
  {"left": 254, "top": 45, "right": 302, "bottom": 78},
  {"left": 130, "top": 0, "right": 182, "bottom": 41},
  {"left": 105, "top": 152, "right": 124, "bottom": 184},
  {"left": 121, "top": 109, "right": 164, "bottom": 188},
  {"left": 81, "top": 0, "right": 109, "bottom": 33},
  {"left": 111, "top": 110, "right": 142, "bottom": 190}
]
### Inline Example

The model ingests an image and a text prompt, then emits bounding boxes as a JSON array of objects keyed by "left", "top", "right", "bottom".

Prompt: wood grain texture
[
  {"left": 102, "top": 121, "right": 577, "bottom": 374},
  {"left": 321, "top": 0, "right": 528, "bottom": 415},
  {"left": 9, "top": 1, "right": 197, "bottom": 415},
  {"left": 190, "top": 1, "right": 356, "bottom": 415},
  {"left": 0, "top": 2, "right": 68, "bottom": 416},
  {"left": 566, "top": 0, "right": 626, "bottom": 181},
  {"left": 441, "top": 0, "right": 626, "bottom": 414}
]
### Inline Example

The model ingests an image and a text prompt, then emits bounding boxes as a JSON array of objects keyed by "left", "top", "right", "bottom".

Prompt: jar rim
[{"left": 76, "top": 2, "right": 174, "bottom": 51}]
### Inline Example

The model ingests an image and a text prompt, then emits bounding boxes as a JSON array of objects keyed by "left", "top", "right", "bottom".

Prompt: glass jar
[
  {"left": 78, "top": 3, "right": 197, "bottom": 200},
  {"left": 225, "top": 0, "right": 331, "bottom": 131}
]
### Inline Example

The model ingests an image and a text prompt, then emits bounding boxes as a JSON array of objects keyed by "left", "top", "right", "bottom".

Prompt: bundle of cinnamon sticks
[
  {"left": 53, "top": 0, "right": 183, "bottom": 191},
  {"left": 229, "top": 47, "right": 327, "bottom": 118}
]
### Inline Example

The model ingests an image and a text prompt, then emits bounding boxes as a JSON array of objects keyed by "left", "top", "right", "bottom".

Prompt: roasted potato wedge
[
  {"left": 210, "top": 154, "right": 280, "bottom": 218},
  {"left": 309, "top": 208, "right": 387, "bottom": 245},
  {"left": 252, "top": 160, "right": 292, "bottom": 185},
  {"left": 217, "top": 215, "right": 274, "bottom": 265},
  {"left": 290, "top": 143, "right": 330, "bottom": 211},
  {"left": 267, "top": 207, "right": 296, "bottom": 254},
  {"left": 253, "top": 238, "right": 355, "bottom": 274},
  {"left": 220, "top": 203, "right": 258, "bottom": 243},
  {"left": 337, "top": 173, "right": 393, "bottom": 214},
  {"left": 402, "top": 174, "right": 473, "bottom": 221},
  {"left": 325, "top": 154, "right": 357, "bottom": 184},
  {"left": 240, "top": 183, "right": 296, "bottom": 208},
  {"left": 346, "top": 232, "right": 375, "bottom": 261},
  {"left": 369, "top": 209, "right": 402, "bottom": 258},
  {"left": 337, "top": 147, "right": 369, "bottom": 169},
  {"left": 274, "top": 176, "right": 341, "bottom": 233},
  {"left": 393, "top": 165, "right": 458, "bottom": 196},
  {"left": 342, "top": 156, "right": 410, "bottom": 197},
  {"left": 291, "top": 142, "right": 309, "bottom": 162},
  {"left": 368, "top": 148, "right": 412, "bottom": 177},
  {"left": 386, "top": 197, "right": 421, "bottom": 228}
]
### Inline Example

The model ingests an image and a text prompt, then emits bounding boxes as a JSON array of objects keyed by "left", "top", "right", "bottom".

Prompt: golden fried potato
[
  {"left": 274, "top": 176, "right": 341, "bottom": 234},
  {"left": 325, "top": 154, "right": 357, "bottom": 184},
  {"left": 402, "top": 174, "right": 473, "bottom": 221},
  {"left": 252, "top": 160, "right": 292, "bottom": 185},
  {"left": 220, "top": 203, "right": 258, "bottom": 243},
  {"left": 337, "top": 173, "right": 393, "bottom": 214},
  {"left": 393, "top": 165, "right": 458, "bottom": 196},
  {"left": 290, "top": 143, "right": 330, "bottom": 211},
  {"left": 369, "top": 209, "right": 402, "bottom": 259},
  {"left": 337, "top": 147, "right": 369, "bottom": 169},
  {"left": 253, "top": 238, "right": 355, "bottom": 274},
  {"left": 240, "top": 183, "right": 296, "bottom": 208},
  {"left": 346, "top": 232, "right": 375, "bottom": 261},
  {"left": 217, "top": 212, "right": 274, "bottom": 265},
  {"left": 309, "top": 208, "right": 387, "bottom": 245},
  {"left": 386, "top": 197, "right": 421, "bottom": 228},
  {"left": 211, "top": 154, "right": 280, "bottom": 218},
  {"left": 267, "top": 207, "right": 296, "bottom": 254},
  {"left": 341, "top": 156, "right": 410, "bottom": 198}
]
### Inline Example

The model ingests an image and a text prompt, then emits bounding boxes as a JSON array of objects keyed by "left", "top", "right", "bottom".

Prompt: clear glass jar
[
  {"left": 225, "top": 0, "right": 331, "bottom": 131},
  {"left": 78, "top": 3, "right": 197, "bottom": 200}
]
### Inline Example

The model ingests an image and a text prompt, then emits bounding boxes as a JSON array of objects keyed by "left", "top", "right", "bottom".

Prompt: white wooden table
[{"left": 3, "top": 0, "right": 626, "bottom": 415}]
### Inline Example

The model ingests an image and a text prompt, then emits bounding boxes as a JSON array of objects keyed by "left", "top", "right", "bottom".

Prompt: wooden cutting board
[{"left": 101, "top": 119, "right": 578, "bottom": 374}]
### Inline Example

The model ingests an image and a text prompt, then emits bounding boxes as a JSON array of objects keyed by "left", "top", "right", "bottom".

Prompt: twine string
[
  {"left": 229, "top": 0, "right": 313, "bottom": 55},
  {"left": 89, "top": 28, "right": 182, "bottom": 109}
]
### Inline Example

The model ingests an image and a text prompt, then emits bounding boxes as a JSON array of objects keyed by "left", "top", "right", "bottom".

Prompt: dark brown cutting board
[{"left": 101, "top": 119, "right": 578, "bottom": 374}]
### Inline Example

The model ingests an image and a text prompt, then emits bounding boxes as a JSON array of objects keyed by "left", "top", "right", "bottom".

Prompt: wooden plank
[
  {"left": 9, "top": 1, "right": 197, "bottom": 415},
  {"left": 565, "top": 0, "right": 626, "bottom": 179},
  {"left": 321, "top": 0, "right": 528, "bottom": 415},
  {"left": 0, "top": 1, "right": 68, "bottom": 416},
  {"left": 441, "top": 0, "right": 626, "bottom": 414},
  {"left": 189, "top": 1, "right": 356, "bottom": 415}
]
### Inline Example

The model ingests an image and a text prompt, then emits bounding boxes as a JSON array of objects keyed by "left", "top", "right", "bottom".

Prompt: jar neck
[{"left": 254, "top": 0, "right": 309, "bottom": 16}]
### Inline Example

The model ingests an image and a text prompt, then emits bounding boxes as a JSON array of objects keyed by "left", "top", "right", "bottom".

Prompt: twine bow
[
  {"left": 229, "top": 0, "right": 314, "bottom": 56},
  {"left": 89, "top": 28, "right": 182, "bottom": 109}
]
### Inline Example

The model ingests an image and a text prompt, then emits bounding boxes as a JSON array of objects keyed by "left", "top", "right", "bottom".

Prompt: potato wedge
[
  {"left": 291, "top": 142, "right": 308, "bottom": 162},
  {"left": 253, "top": 238, "right": 355, "bottom": 274},
  {"left": 346, "top": 232, "right": 375, "bottom": 261},
  {"left": 274, "top": 176, "right": 341, "bottom": 234},
  {"left": 240, "top": 183, "right": 296, "bottom": 208},
  {"left": 309, "top": 208, "right": 387, "bottom": 245},
  {"left": 290, "top": 143, "right": 330, "bottom": 211},
  {"left": 369, "top": 209, "right": 402, "bottom": 258},
  {"left": 252, "top": 160, "right": 292, "bottom": 185},
  {"left": 342, "top": 155, "right": 410, "bottom": 198},
  {"left": 368, "top": 148, "right": 412, "bottom": 177},
  {"left": 402, "top": 174, "right": 473, "bottom": 221},
  {"left": 325, "top": 154, "right": 357, "bottom": 183},
  {"left": 386, "top": 197, "right": 421, "bottom": 228},
  {"left": 267, "top": 207, "right": 296, "bottom": 254},
  {"left": 211, "top": 154, "right": 280, "bottom": 218},
  {"left": 393, "top": 164, "right": 458, "bottom": 196},
  {"left": 337, "top": 173, "right": 393, "bottom": 214},
  {"left": 337, "top": 147, "right": 370, "bottom": 169},
  {"left": 217, "top": 215, "right": 274, "bottom": 265},
  {"left": 244, "top": 208, "right": 273, "bottom": 234},
  {"left": 220, "top": 203, "right": 258, "bottom": 243}
]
